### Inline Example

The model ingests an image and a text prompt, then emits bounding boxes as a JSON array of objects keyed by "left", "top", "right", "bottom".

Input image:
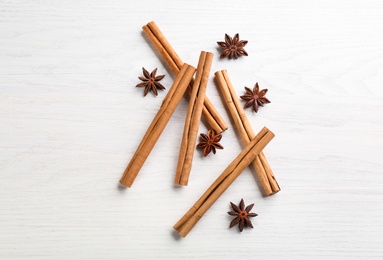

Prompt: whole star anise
[
  {"left": 217, "top": 33, "right": 248, "bottom": 60},
  {"left": 240, "top": 82, "right": 270, "bottom": 113},
  {"left": 196, "top": 129, "right": 224, "bottom": 157},
  {"left": 136, "top": 67, "right": 165, "bottom": 96},
  {"left": 228, "top": 198, "right": 258, "bottom": 232}
]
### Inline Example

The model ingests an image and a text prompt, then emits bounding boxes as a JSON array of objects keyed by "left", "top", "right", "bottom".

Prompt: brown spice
[
  {"left": 228, "top": 198, "right": 258, "bottom": 232},
  {"left": 136, "top": 67, "right": 165, "bottom": 96},
  {"left": 120, "top": 64, "right": 196, "bottom": 188},
  {"left": 143, "top": 21, "right": 228, "bottom": 133},
  {"left": 240, "top": 83, "right": 270, "bottom": 113},
  {"left": 215, "top": 70, "right": 280, "bottom": 196},
  {"left": 174, "top": 51, "right": 214, "bottom": 186},
  {"left": 173, "top": 127, "right": 274, "bottom": 237},
  {"left": 217, "top": 33, "right": 248, "bottom": 60},
  {"left": 196, "top": 129, "right": 224, "bottom": 157}
]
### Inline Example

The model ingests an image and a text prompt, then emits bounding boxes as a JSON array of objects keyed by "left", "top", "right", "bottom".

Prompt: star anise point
[
  {"left": 136, "top": 67, "right": 166, "bottom": 96},
  {"left": 228, "top": 198, "right": 257, "bottom": 232},
  {"left": 217, "top": 33, "right": 248, "bottom": 60},
  {"left": 240, "top": 83, "right": 270, "bottom": 113},
  {"left": 196, "top": 129, "right": 224, "bottom": 157}
]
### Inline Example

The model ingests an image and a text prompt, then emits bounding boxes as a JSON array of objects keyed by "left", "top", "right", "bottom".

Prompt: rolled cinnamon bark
[
  {"left": 119, "top": 64, "right": 196, "bottom": 187},
  {"left": 175, "top": 51, "right": 214, "bottom": 186},
  {"left": 142, "top": 21, "right": 228, "bottom": 133},
  {"left": 174, "top": 127, "right": 274, "bottom": 237},
  {"left": 214, "top": 70, "right": 280, "bottom": 196}
]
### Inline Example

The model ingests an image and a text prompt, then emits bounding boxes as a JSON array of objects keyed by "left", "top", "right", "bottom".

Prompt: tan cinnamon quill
[
  {"left": 174, "top": 127, "right": 275, "bottom": 237},
  {"left": 120, "top": 64, "right": 196, "bottom": 187},
  {"left": 142, "top": 21, "right": 228, "bottom": 133},
  {"left": 175, "top": 51, "right": 214, "bottom": 186},
  {"left": 214, "top": 70, "right": 280, "bottom": 195}
]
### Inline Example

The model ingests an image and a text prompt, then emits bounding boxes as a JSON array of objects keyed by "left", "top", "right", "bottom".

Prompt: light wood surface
[{"left": 1, "top": 0, "right": 382, "bottom": 259}]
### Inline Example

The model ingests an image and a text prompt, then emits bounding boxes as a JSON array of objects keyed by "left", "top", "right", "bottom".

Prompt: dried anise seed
[
  {"left": 136, "top": 67, "right": 166, "bottom": 96},
  {"left": 196, "top": 129, "right": 224, "bottom": 157},
  {"left": 217, "top": 33, "right": 248, "bottom": 60},
  {"left": 228, "top": 198, "right": 258, "bottom": 232},
  {"left": 240, "top": 82, "right": 270, "bottom": 113}
]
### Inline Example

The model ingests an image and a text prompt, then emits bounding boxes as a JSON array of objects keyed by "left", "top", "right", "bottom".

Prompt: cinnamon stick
[
  {"left": 119, "top": 64, "right": 196, "bottom": 187},
  {"left": 142, "top": 21, "right": 228, "bottom": 133},
  {"left": 214, "top": 70, "right": 280, "bottom": 196},
  {"left": 174, "top": 127, "right": 275, "bottom": 237},
  {"left": 175, "top": 51, "right": 213, "bottom": 186}
]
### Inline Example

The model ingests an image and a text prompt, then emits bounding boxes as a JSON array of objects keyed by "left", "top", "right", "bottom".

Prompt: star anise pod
[
  {"left": 136, "top": 67, "right": 165, "bottom": 96},
  {"left": 217, "top": 33, "right": 248, "bottom": 60},
  {"left": 240, "top": 82, "right": 270, "bottom": 113},
  {"left": 196, "top": 129, "right": 224, "bottom": 157},
  {"left": 228, "top": 198, "right": 258, "bottom": 232}
]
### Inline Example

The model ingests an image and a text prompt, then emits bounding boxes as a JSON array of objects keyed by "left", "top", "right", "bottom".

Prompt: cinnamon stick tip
[
  {"left": 117, "top": 181, "right": 129, "bottom": 190},
  {"left": 221, "top": 126, "right": 229, "bottom": 132},
  {"left": 118, "top": 179, "right": 132, "bottom": 188},
  {"left": 214, "top": 69, "right": 224, "bottom": 75},
  {"left": 174, "top": 181, "right": 188, "bottom": 187},
  {"left": 201, "top": 50, "right": 214, "bottom": 57},
  {"left": 264, "top": 189, "right": 280, "bottom": 197},
  {"left": 172, "top": 229, "right": 185, "bottom": 238},
  {"left": 261, "top": 126, "right": 274, "bottom": 136}
]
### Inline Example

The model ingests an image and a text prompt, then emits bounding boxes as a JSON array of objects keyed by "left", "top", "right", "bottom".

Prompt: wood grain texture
[{"left": 1, "top": 0, "right": 382, "bottom": 259}]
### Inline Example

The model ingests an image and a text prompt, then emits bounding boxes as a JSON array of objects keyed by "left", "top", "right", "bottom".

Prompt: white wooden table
[{"left": 1, "top": 1, "right": 383, "bottom": 259}]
